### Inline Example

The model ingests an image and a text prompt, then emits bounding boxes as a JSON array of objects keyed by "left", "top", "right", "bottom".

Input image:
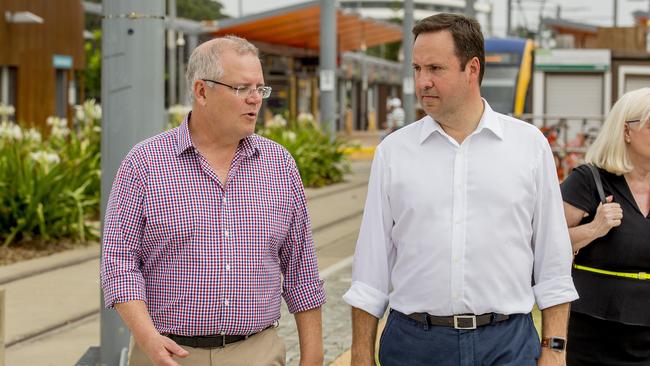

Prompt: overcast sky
[{"left": 218, "top": 0, "right": 648, "bottom": 37}]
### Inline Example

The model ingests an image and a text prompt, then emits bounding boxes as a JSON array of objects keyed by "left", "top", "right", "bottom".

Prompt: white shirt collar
[{"left": 418, "top": 99, "right": 504, "bottom": 145}]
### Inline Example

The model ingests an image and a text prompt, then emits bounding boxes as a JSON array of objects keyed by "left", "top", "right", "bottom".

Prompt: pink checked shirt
[{"left": 101, "top": 117, "right": 326, "bottom": 336}]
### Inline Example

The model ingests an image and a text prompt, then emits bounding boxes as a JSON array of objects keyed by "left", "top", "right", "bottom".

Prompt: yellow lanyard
[{"left": 573, "top": 264, "right": 649, "bottom": 280}]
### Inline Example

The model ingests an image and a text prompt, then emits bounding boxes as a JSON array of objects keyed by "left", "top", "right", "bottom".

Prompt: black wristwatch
[{"left": 541, "top": 337, "right": 566, "bottom": 352}]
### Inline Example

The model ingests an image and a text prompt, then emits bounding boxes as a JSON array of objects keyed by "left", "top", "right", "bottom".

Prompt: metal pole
[
  {"left": 167, "top": 0, "right": 177, "bottom": 106},
  {"left": 403, "top": 0, "right": 415, "bottom": 124},
  {"left": 507, "top": 0, "right": 512, "bottom": 36},
  {"left": 101, "top": 0, "right": 165, "bottom": 364},
  {"left": 319, "top": 0, "right": 337, "bottom": 136},
  {"left": 177, "top": 32, "right": 186, "bottom": 105},
  {"left": 613, "top": 0, "right": 618, "bottom": 27},
  {"left": 465, "top": 0, "right": 476, "bottom": 18}
]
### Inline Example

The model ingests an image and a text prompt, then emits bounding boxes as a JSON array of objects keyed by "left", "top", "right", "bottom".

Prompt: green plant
[
  {"left": 258, "top": 113, "right": 356, "bottom": 188},
  {"left": 0, "top": 100, "right": 101, "bottom": 247}
]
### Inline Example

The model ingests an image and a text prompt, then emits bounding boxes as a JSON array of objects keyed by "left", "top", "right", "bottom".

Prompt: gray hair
[{"left": 185, "top": 35, "right": 259, "bottom": 104}]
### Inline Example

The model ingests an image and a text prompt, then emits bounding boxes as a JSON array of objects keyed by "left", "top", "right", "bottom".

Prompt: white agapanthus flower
[
  {"left": 29, "top": 151, "right": 60, "bottom": 165},
  {"left": 168, "top": 104, "right": 191, "bottom": 116},
  {"left": 83, "top": 99, "right": 102, "bottom": 120},
  {"left": 0, "top": 104, "right": 15, "bottom": 116},
  {"left": 266, "top": 114, "right": 287, "bottom": 128},
  {"left": 24, "top": 128, "right": 42, "bottom": 143},
  {"left": 297, "top": 112, "right": 314, "bottom": 124},
  {"left": 47, "top": 116, "right": 70, "bottom": 139},
  {"left": 283, "top": 131, "right": 297, "bottom": 143},
  {"left": 0, "top": 121, "right": 23, "bottom": 140},
  {"left": 74, "top": 105, "right": 85, "bottom": 122}
]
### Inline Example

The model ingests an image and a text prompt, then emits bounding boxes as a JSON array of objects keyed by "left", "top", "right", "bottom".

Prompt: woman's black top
[{"left": 561, "top": 164, "right": 650, "bottom": 326}]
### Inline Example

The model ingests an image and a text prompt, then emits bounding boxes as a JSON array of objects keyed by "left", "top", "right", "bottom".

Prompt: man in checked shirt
[{"left": 101, "top": 36, "right": 326, "bottom": 366}]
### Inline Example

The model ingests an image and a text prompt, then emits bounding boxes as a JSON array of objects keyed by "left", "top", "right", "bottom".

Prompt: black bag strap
[{"left": 587, "top": 164, "right": 607, "bottom": 204}]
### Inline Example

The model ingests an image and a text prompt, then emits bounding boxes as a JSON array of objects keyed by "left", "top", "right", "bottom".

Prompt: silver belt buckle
[{"left": 453, "top": 315, "right": 477, "bottom": 330}]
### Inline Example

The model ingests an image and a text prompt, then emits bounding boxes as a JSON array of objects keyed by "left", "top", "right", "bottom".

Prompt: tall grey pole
[
  {"left": 101, "top": 0, "right": 165, "bottom": 365},
  {"left": 319, "top": 0, "right": 336, "bottom": 135},
  {"left": 403, "top": 0, "right": 415, "bottom": 124},
  {"left": 507, "top": 0, "right": 512, "bottom": 36},
  {"left": 177, "top": 32, "right": 186, "bottom": 104},
  {"left": 613, "top": 0, "right": 618, "bottom": 27},
  {"left": 465, "top": 0, "right": 476, "bottom": 18},
  {"left": 167, "top": 0, "right": 177, "bottom": 106}
]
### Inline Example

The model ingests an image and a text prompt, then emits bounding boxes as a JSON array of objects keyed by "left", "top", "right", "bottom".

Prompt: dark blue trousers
[{"left": 378, "top": 310, "right": 541, "bottom": 366}]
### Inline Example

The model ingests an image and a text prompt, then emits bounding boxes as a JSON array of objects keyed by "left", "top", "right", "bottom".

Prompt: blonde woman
[{"left": 561, "top": 87, "right": 650, "bottom": 365}]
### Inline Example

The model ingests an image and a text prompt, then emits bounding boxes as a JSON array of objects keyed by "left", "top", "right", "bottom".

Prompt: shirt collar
[
  {"left": 418, "top": 99, "right": 504, "bottom": 144},
  {"left": 175, "top": 113, "right": 194, "bottom": 156},
  {"left": 175, "top": 112, "right": 260, "bottom": 158}
]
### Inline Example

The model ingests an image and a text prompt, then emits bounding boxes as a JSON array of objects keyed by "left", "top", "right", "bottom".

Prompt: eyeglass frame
[{"left": 201, "top": 78, "right": 272, "bottom": 99}]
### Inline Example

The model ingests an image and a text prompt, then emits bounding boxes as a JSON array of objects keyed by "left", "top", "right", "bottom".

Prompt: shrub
[
  {"left": 258, "top": 113, "right": 356, "bottom": 188},
  {"left": 0, "top": 100, "right": 101, "bottom": 247}
]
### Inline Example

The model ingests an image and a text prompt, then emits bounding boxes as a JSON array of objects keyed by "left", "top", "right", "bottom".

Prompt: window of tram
[{"left": 481, "top": 66, "right": 519, "bottom": 115}]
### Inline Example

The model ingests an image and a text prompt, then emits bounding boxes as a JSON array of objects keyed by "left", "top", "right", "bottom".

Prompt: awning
[{"left": 210, "top": 1, "right": 403, "bottom": 53}]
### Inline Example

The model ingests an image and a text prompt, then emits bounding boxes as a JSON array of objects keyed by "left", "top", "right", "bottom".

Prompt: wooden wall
[
  {"left": 0, "top": 0, "right": 84, "bottom": 128},
  {"left": 597, "top": 26, "right": 646, "bottom": 53}
]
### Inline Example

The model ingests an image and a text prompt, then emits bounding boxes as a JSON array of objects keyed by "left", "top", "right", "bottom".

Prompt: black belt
[
  {"left": 166, "top": 326, "right": 271, "bottom": 349},
  {"left": 404, "top": 311, "right": 510, "bottom": 330}
]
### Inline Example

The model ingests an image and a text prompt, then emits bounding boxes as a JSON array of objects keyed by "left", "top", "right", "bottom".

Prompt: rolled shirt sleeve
[
  {"left": 531, "top": 141, "right": 579, "bottom": 310},
  {"left": 343, "top": 148, "right": 394, "bottom": 319},
  {"left": 280, "top": 156, "right": 326, "bottom": 313},
  {"left": 100, "top": 155, "right": 148, "bottom": 308}
]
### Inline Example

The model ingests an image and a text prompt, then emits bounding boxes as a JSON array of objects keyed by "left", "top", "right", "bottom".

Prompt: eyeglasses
[{"left": 201, "top": 79, "right": 272, "bottom": 99}]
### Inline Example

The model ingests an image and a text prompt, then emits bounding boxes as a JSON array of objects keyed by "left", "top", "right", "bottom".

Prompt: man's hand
[
  {"left": 590, "top": 195, "right": 622, "bottom": 238},
  {"left": 537, "top": 348, "right": 565, "bottom": 366},
  {"left": 115, "top": 300, "right": 189, "bottom": 366},
  {"left": 138, "top": 334, "right": 189, "bottom": 366}
]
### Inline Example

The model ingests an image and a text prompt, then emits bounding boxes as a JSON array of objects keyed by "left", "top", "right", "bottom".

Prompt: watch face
[{"left": 550, "top": 337, "right": 566, "bottom": 350}]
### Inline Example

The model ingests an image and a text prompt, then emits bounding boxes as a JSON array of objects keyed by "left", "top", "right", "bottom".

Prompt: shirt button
[
  {"left": 224, "top": 299, "right": 229, "bottom": 306},
  {"left": 224, "top": 230, "right": 229, "bottom": 237},
  {"left": 225, "top": 264, "right": 231, "bottom": 271},
  {"left": 453, "top": 257, "right": 459, "bottom": 263}
]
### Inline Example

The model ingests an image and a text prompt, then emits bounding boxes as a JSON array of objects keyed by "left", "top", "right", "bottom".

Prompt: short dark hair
[{"left": 412, "top": 13, "right": 485, "bottom": 84}]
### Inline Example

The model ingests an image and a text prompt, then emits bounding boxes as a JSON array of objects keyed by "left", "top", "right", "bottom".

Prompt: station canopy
[{"left": 209, "top": 1, "right": 403, "bottom": 52}]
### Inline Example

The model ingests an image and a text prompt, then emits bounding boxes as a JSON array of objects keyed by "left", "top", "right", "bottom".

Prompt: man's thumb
[{"left": 166, "top": 341, "right": 189, "bottom": 357}]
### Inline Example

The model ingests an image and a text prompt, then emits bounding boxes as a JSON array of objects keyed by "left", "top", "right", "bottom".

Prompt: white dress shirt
[{"left": 343, "top": 101, "right": 578, "bottom": 319}]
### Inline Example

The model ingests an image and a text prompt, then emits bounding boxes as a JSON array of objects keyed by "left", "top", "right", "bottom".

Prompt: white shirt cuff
[
  {"left": 533, "top": 275, "right": 579, "bottom": 310},
  {"left": 343, "top": 281, "right": 389, "bottom": 319}
]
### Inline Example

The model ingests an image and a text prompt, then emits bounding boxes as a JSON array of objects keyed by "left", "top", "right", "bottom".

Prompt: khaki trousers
[{"left": 128, "top": 328, "right": 286, "bottom": 366}]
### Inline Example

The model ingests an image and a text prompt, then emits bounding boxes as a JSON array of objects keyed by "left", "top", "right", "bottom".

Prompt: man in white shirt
[{"left": 343, "top": 13, "right": 578, "bottom": 366}]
